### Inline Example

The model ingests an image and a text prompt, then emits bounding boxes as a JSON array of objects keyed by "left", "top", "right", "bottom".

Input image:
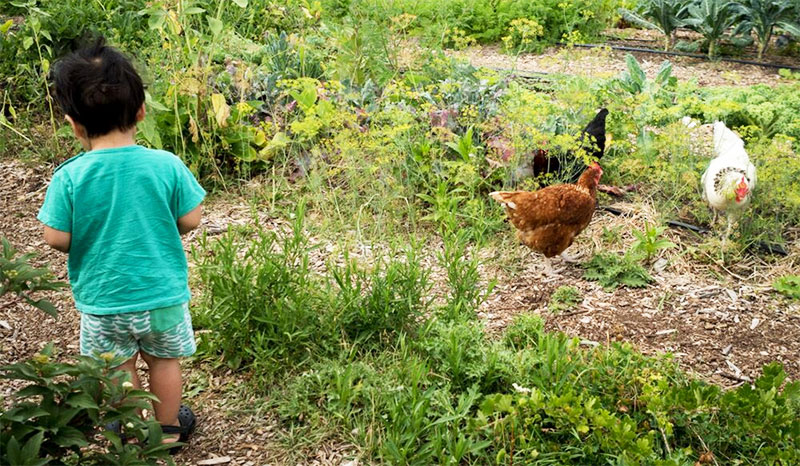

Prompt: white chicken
[{"left": 701, "top": 121, "right": 757, "bottom": 243}]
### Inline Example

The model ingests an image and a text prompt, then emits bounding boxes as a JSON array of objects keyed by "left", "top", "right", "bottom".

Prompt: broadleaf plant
[
  {"left": 619, "top": 0, "right": 690, "bottom": 50},
  {"left": 0, "top": 237, "right": 66, "bottom": 318},
  {"left": 734, "top": 0, "right": 800, "bottom": 59},
  {"left": 683, "top": 0, "right": 740, "bottom": 57}
]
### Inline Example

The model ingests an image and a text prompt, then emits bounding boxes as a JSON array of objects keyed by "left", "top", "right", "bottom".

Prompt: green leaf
[
  {"left": 232, "top": 0, "right": 248, "bottom": 7},
  {"left": 52, "top": 426, "right": 89, "bottom": 448},
  {"left": 0, "top": 19, "right": 13, "bottom": 35},
  {"left": 182, "top": 6, "right": 205, "bottom": 14},
  {"left": 20, "top": 431, "right": 44, "bottom": 464},
  {"left": 13, "top": 385, "right": 50, "bottom": 399},
  {"left": 147, "top": 10, "right": 167, "bottom": 30},
  {"left": 207, "top": 17, "right": 223, "bottom": 36},
  {"left": 30, "top": 298, "right": 58, "bottom": 318},
  {"left": 66, "top": 392, "right": 99, "bottom": 410}
]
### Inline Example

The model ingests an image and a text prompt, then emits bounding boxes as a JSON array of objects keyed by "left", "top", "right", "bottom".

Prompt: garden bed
[
  {"left": 3, "top": 153, "right": 799, "bottom": 464},
  {"left": 454, "top": 43, "right": 793, "bottom": 87}
]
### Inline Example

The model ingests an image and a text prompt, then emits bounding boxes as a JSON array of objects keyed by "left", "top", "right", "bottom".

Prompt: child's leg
[
  {"left": 115, "top": 352, "right": 142, "bottom": 389},
  {"left": 139, "top": 351, "right": 181, "bottom": 427}
]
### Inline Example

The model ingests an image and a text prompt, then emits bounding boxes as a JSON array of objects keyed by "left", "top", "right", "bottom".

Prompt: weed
[
  {"left": 773, "top": 275, "right": 800, "bottom": 299},
  {"left": 1, "top": 344, "right": 174, "bottom": 465},
  {"left": 548, "top": 285, "right": 582, "bottom": 313},
  {"left": 630, "top": 222, "right": 677, "bottom": 261},
  {"left": 582, "top": 252, "right": 654, "bottom": 290}
]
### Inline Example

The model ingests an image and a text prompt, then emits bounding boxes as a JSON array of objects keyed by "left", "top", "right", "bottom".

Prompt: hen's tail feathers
[
  {"left": 490, "top": 191, "right": 519, "bottom": 209},
  {"left": 580, "top": 108, "right": 609, "bottom": 160}
]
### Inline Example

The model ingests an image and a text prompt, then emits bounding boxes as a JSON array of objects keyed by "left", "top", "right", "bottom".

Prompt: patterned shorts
[{"left": 80, "top": 302, "right": 196, "bottom": 360}]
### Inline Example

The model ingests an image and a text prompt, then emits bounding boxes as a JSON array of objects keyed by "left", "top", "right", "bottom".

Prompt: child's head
[{"left": 53, "top": 37, "right": 145, "bottom": 140}]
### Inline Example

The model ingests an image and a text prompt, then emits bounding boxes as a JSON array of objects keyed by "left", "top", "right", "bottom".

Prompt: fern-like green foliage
[{"left": 582, "top": 252, "right": 654, "bottom": 290}]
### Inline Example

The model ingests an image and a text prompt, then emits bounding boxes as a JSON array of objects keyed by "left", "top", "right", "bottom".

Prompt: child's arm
[
  {"left": 38, "top": 169, "right": 73, "bottom": 253},
  {"left": 43, "top": 226, "right": 71, "bottom": 253},
  {"left": 177, "top": 205, "right": 202, "bottom": 235}
]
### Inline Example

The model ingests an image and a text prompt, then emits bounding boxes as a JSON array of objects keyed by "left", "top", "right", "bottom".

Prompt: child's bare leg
[
  {"left": 139, "top": 351, "right": 181, "bottom": 441},
  {"left": 115, "top": 353, "right": 141, "bottom": 389}
]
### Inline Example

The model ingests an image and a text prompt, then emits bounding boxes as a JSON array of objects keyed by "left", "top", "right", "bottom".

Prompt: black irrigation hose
[{"left": 558, "top": 42, "right": 800, "bottom": 71}]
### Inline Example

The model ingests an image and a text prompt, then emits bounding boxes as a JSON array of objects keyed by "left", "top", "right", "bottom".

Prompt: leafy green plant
[
  {"left": 548, "top": 285, "right": 582, "bottom": 313},
  {"left": 734, "top": 0, "right": 800, "bottom": 59},
  {"left": 683, "top": 0, "right": 740, "bottom": 57},
  {"left": 445, "top": 126, "right": 481, "bottom": 163},
  {"left": 615, "top": 54, "right": 675, "bottom": 94},
  {"left": 620, "top": 0, "right": 690, "bottom": 50},
  {"left": 630, "top": 222, "right": 677, "bottom": 261},
  {"left": 773, "top": 274, "right": 800, "bottom": 299},
  {"left": 1, "top": 344, "right": 174, "bottom": 466},
  {"left": 191, "top": 205, "right": 326, "bottom": 374},
  {"left": 331, "top": 246, "right": 431, "bottom": 346},
  {"left": 438, "top": 230, "right": 495, "bottom": 321},
  {"left": 1, "top": 237, "right": 66, "bottom": 317},
  {"left": 582, "top": 252, "right": 654, "bottom": 290}
]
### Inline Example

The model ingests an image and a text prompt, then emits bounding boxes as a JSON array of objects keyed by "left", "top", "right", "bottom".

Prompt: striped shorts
[{"left": 79, "top": 302, "right": 196, "bottom": 360}]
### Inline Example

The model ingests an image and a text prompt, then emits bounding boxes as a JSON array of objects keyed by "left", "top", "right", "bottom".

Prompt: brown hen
[{"left": 490, "top": 162, "right": 603, "bottom": 275}]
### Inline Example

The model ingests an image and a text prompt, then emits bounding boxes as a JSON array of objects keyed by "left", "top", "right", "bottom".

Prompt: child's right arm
[
  {"left": 43, "top": 226, "right": 71, "bottom": 253},
  {"left": 177, "top": 205, "right": 202, "bottom": 235},
  {"left": 38, "top": 169, "right": 73, "bottom": 253}
]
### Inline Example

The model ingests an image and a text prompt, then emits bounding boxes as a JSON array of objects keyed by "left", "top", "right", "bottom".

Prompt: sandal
[
  {"left": 105, "top": 420, "right": 127, "bottom": 443},
  {"left": 161, "top": 404, "right": 197, "bottom": 454}
]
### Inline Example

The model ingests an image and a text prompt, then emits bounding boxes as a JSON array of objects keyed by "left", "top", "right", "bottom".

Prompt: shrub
[
  {"left": 191, "top": 207, "right": 326, "bottom": 375},
  {"left": 1, "top": 345, "right": 174, "bottom": 465}
]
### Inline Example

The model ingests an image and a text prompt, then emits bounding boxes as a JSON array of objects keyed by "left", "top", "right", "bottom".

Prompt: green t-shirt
[{"left": 37, "top": 145, "right": 206, "bottom": 315}]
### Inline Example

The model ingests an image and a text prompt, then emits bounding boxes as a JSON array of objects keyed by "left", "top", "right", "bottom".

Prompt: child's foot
[{"left": 161, "top": 404, "right": 197, "bottom": 454}]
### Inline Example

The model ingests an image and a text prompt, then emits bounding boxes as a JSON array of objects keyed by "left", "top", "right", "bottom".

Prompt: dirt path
[
  {"left": 453, "top": 43, "right": 791, "bottom": 87},
  {"left": 2, "top": 156, "right": 799, "bottom": 465}
]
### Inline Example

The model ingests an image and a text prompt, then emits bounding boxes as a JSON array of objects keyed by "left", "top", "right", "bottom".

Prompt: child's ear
[
  {"left": 136, "top": 103, "right": 146, "bottom": 122},
  {"left": 65, "top": 115, "right": 87, "bottom": 139},
  {"left": 66, "top": 115, "right": 91, "bottom": 151}
]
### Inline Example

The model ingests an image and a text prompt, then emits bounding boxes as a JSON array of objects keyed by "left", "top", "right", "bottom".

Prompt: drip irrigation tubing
[{"left": 557, "top": 42, "right": 800, "bottom": 71}]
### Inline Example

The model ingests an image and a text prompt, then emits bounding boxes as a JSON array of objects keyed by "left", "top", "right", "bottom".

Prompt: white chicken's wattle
[{"left": 701, "top": 121, "right": 757, "bottom": 242}]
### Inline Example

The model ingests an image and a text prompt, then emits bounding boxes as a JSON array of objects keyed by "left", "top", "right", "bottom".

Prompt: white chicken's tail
[{"left": 713, "top": 121, "right": 745, "bottom": 158}]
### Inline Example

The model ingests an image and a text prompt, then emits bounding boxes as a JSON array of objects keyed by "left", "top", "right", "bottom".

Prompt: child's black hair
[{"left": 53, "top": 37, "right": 145, "bottom": 138}]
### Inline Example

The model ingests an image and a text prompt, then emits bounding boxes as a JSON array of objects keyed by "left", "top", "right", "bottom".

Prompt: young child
[{"left": 38, "top": 38, "right": 204, "bottom": 448}]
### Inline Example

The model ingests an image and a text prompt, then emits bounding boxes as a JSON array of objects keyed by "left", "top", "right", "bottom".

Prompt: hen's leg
[
  {"left": 560, "top": 251, "right": 582, "bottom": 263},
  {"left": 723, "top": 213, "right": 734, "bottom": 247},
  {"left": 540, "top": 256, "right": 563, "bottom": 278}
]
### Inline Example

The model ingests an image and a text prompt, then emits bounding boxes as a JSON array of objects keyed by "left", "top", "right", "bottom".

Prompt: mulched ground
[{"left": 453, "top": 28, "right": 798, "bottom": 87}]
